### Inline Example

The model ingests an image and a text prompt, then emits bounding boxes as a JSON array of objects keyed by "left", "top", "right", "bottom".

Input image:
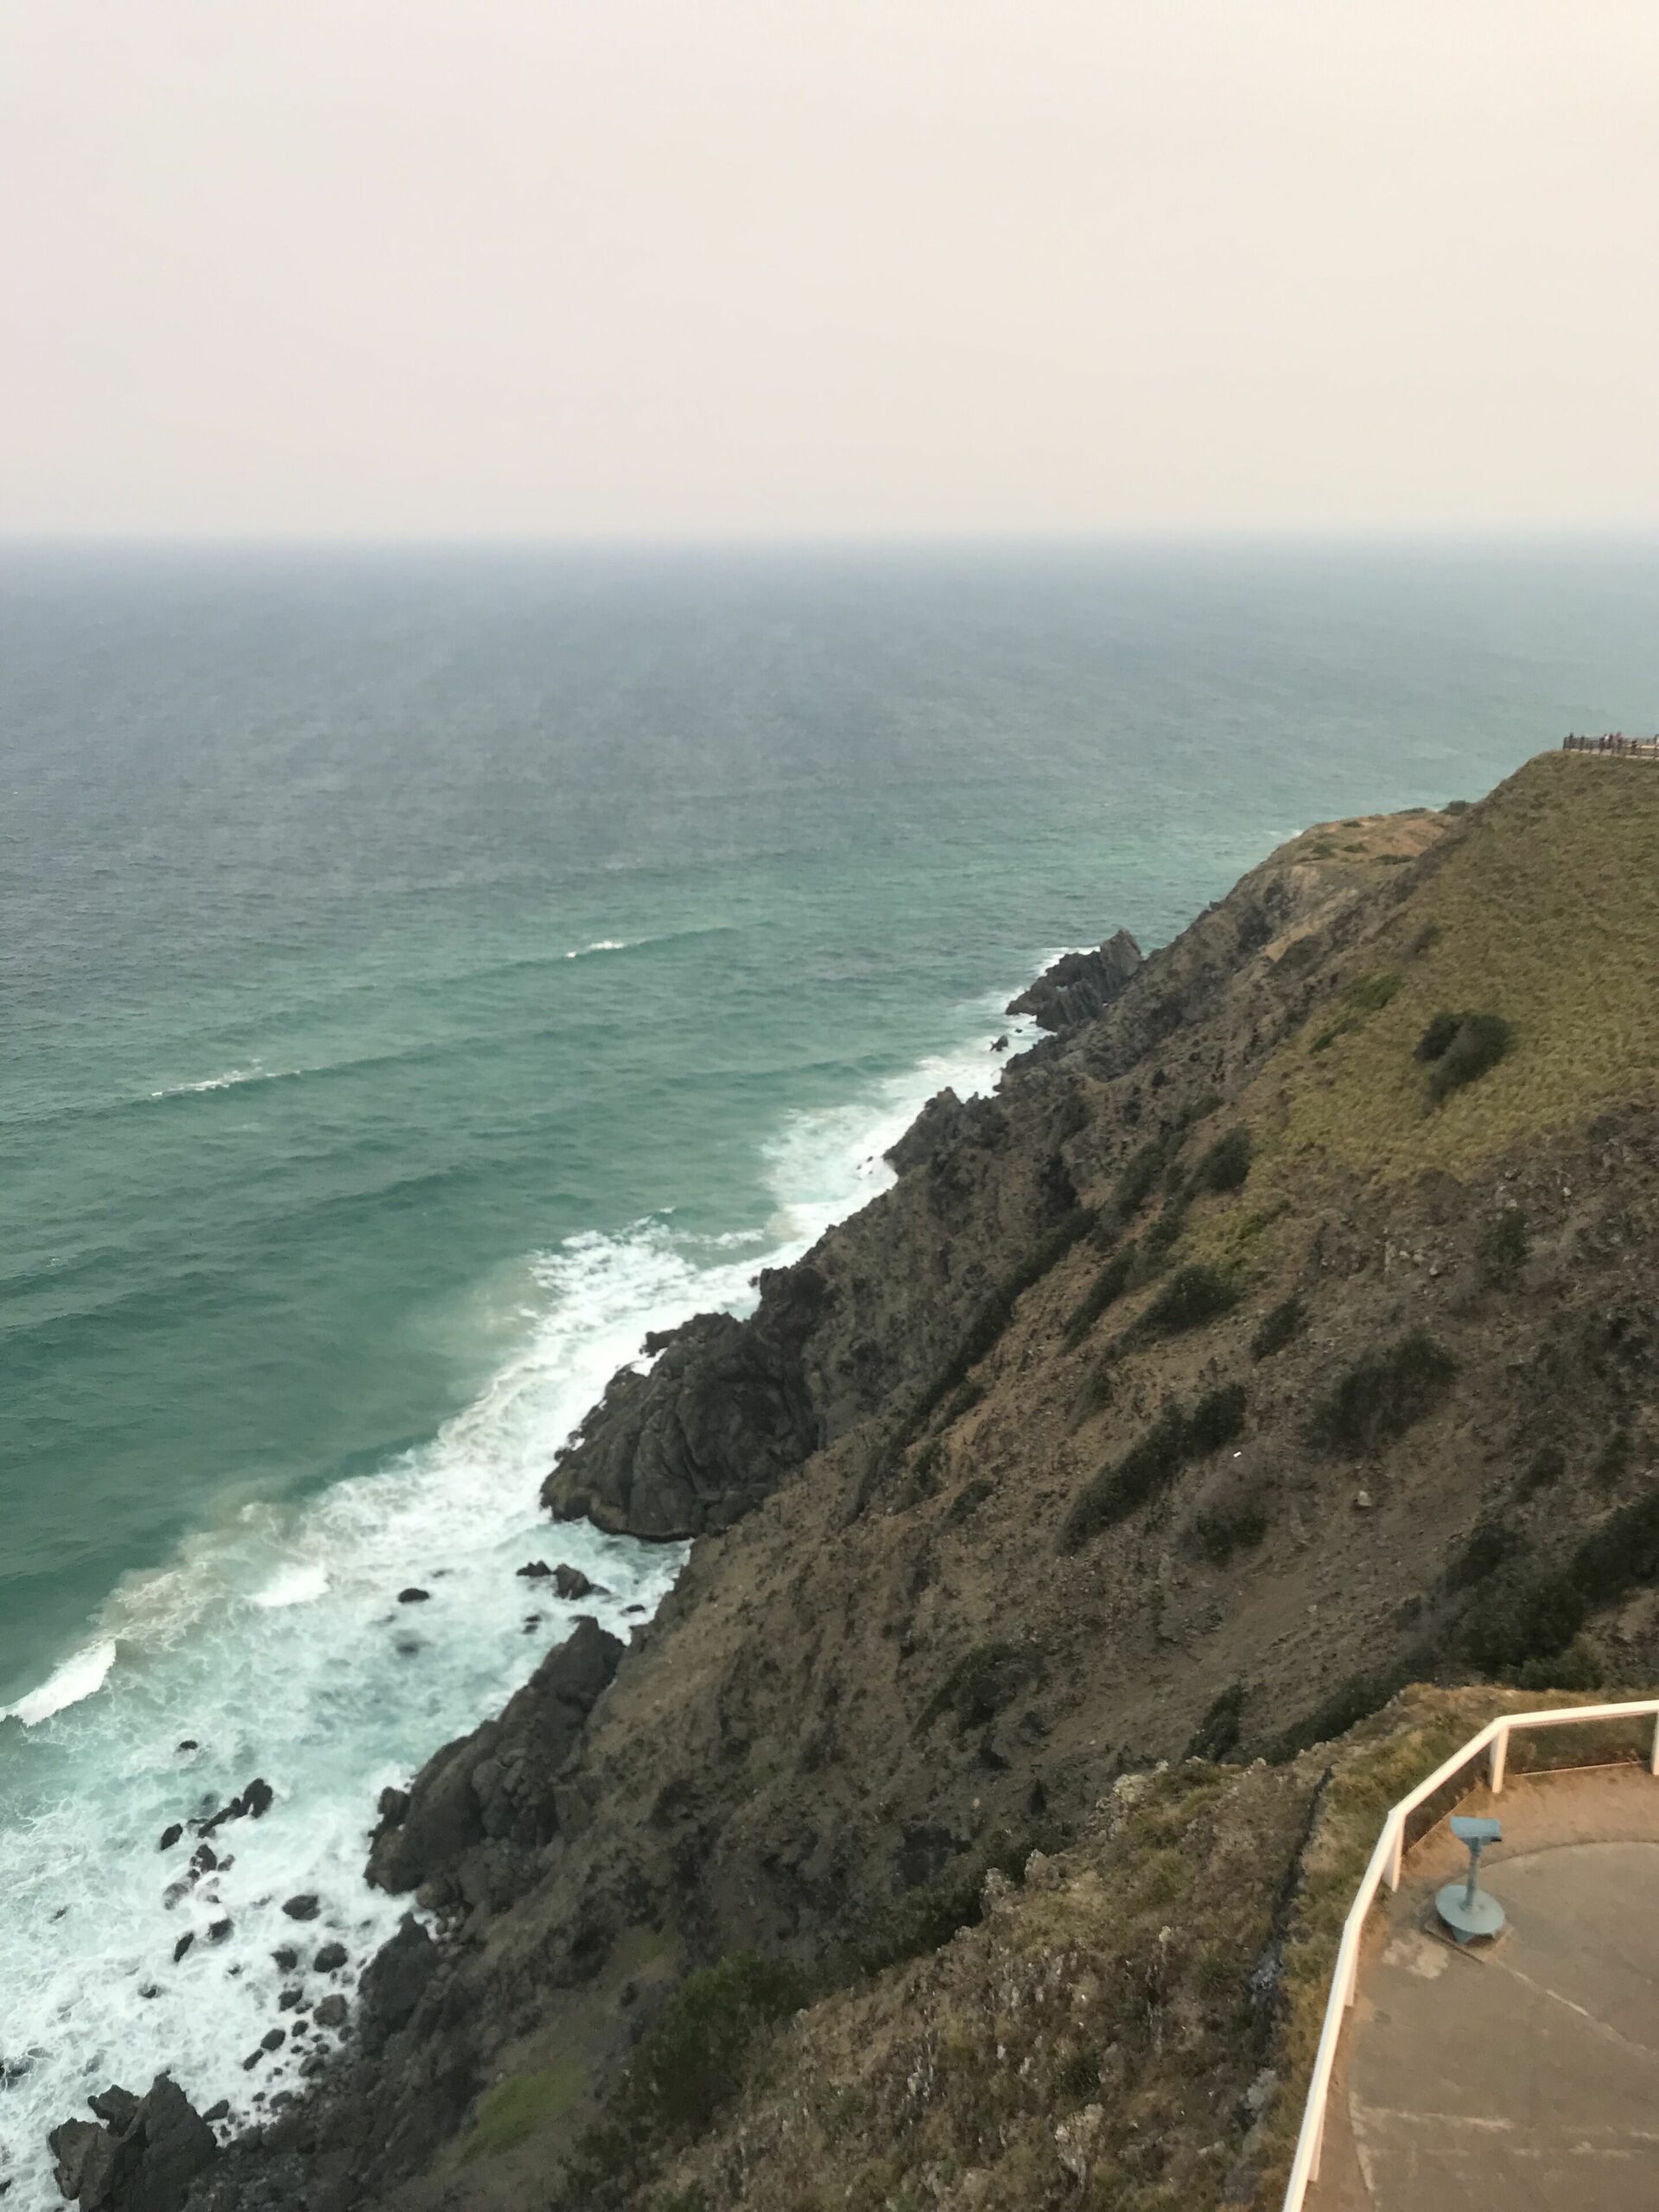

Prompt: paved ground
[{"left": 1311, "top": 1764, "right": 1659, "bottom": 2211}]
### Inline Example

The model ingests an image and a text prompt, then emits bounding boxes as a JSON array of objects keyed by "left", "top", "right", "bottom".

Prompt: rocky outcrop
[
  {"left": 49, "top": 2075, "right": 215, "bottom": 2211},
  {"left": 367, "top": 1616, "right": 623, "bottom": 1909},
  {"left": 883, "top": 1087, "right": 970, "bottom": 1174},
  {"left": 541, "top": 1265, "right": 831, "bottom": 1537},
  {"left": 1006, "top": 928, "right": 1142, "bottom": 1031}
]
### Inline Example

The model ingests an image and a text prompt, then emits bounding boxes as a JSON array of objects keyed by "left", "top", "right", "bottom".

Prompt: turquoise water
[{"left": 1, "top": 539, "right": 1656, "bottom": 2189}]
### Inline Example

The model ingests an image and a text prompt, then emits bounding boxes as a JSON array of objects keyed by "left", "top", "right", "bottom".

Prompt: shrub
[
  {"left": 1194, "top": 1127, "right": 1253, "bottom": 1195},
  {"left": 1063, "top": 1246, "right": 1136, "bottom": 1349},
  {"left": 1075, "top": 1350, "right": 1117, "bottom": 1419},
  {"left": 1185, "top": 1681, "right": 1246, "bottom": 1761},
  {"left": 1135, "top": 1262, "right": 1239, "bottom": 1338},
  {"left": 626, "top": 1954, "right": 810, "bottom": 2139},
  {"left": 942, "top": 1475, "right": 994, "bottom": 1527},
  {"left": 1251, "top": 1294, "right": 1306, "bottom": 1361},
  {"left": 1269, "top": 1662, "right": 1418, "bottom": 1760},
  {"left": 1062, "top": 1385, "right": 1246, "bottom": 1548},
  {"left": 1517, "top": 1442, "right": 1566, "bottom": 1496},
  {"left": 1444, "top": 1516, "right": 1520, "bottom": 1592},
  {"left": 1134, "top": 1193, "right": 1191, "bottom": 1274},
  {"left": 1443, "top": 798, "right": 1471, "bottom": 815},
  {"left": 1187, "top": 1497, "right": 1268, "bottom": 1567},
  {"left": 1462, "top": 1570, "right": 1586, "bottom": 1675},
  {"left": 919, "top": 1641, "right": 1044, "bottom": 1732},
  {"left": 1414, "top": 1009, "right": 1464, "bottom": 1062},
  {"left": 1185, "top": 1381, "right": 1249, "bottom": 1455},
  {"left": 1418, "top": 1010, "right": 1514, "bottom": 1103},
  {"left": 1306, "top": 1329, "right": 1458, "bottom": 1456},
  {"left": 1406, "top": 920, "right": 1443, "bottom": 959},
  {"left": 1110, "top": 1137, "right": 1176, "bottom": 1224},
  {"left": 1478, "top": 1208, "right": 1530, "bottom": 1287}
]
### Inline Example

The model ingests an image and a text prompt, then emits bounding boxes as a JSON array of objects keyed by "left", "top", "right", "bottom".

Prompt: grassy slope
[{"left": 1262, "top": 755, "right": 1659, "bottom": 1181}]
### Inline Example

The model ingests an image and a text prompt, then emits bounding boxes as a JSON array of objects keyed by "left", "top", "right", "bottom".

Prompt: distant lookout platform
[{"left": 1562, "top": 732, "right": 1659, "bottom": 758}]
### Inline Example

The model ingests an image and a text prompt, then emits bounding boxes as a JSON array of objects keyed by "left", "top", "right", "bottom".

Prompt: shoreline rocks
[{"left": 1005, "top": 928, "right": 1142, "bottom": 1032}]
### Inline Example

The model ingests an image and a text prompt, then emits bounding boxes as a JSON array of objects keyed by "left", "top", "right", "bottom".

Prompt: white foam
[
  {"left": 0, "top": 960, "right": 1051, "bottom": 2201},
  {"left": 563, "top": 939, "right": 632, "bottom": 958},
  {"left": 2, "top": 1639, "right": 117, "bottom": 1726},
  {"left": 251, "top": 1563, "right": 331, "bottom": 1610},
  {"left": 149, "top": 1066, "right": 270, "bottom": 1098}
]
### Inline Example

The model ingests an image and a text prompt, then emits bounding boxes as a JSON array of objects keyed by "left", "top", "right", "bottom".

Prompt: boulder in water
[
  {"left": 281, "top": 1893, "right": 320, "bottom": 1922},
  {"left": 49, "top": 2075, "right": 215, "bottom": 2210},
  {"left": 515, "top": 1560, "right": 552, "bottom": 1580},
  {"left": 551, "top": 1563, "right": 605, "bottom": 1600},
  {"left": 397, "top": 1587, "right": 430, "bottom": 1605},
  {"left": 156, "top": 1825, "right": 182, "bottom": 1853}
]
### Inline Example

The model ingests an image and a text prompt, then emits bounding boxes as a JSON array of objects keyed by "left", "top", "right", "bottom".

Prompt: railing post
[
  {"left": 1650, "top": 1709, "right": 1659, "bottom": 1777},
  {"left": 1489, "top": 1721, "right": 1508, "bottom": 1795},
  {"left": 1310, "top": 2101, "right": 1325, "bottom": 2182},
  {"left": 1385, "top": 1815, "right": 1404, "bottom": 1891}
]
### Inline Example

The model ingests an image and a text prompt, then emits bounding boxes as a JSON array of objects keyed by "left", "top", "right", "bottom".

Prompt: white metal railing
[{"left": 1281, "top": 1696, "right": 1659, "bottom": 2211}]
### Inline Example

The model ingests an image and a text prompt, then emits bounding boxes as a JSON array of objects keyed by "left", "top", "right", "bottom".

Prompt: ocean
[{"left": 1, "top": 537, "right": 1655, "bottom": 2193}]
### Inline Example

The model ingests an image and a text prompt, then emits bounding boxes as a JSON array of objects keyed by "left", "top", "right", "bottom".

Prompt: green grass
[{"left": 462, "top": 2059, "right": 585, "bottom": 2159}]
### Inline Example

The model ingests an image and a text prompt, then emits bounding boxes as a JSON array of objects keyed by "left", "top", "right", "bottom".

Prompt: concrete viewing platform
[{"left": 1310, "top": 1764, "right": 1659, "bottom": 2211}]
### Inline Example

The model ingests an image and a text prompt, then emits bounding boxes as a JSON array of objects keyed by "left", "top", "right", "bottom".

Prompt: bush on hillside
[
  {"left": 1306, "top": 1329, "right": 1459, "bottom": 1456},
  {"left": 1417, "top": 1009, "right": 1514, "bottom": 1103},
  {"left": 1251, "top": 1293, "right": 1306, "bottom": 1362},
  {"left": 1185, "top": 1681, "right": 1246, "bottom": 1761},
  {"left": 1194, "top": 1126, "right": 1253, "bottom": 1195},
  {"left": 1187, "top": 1495, "right": 1268, "bottom": 1567},
  {"left": 1136, "top": 1262, "right": 1240, "bottom": 1338},
  {"left": 1478, "top": 1207, "right": 1530, "bottom": 1288},
  {"left": 1063, "top": 1245, "right": 1136, "bottom": 1349},
  {"left": 919, "top": 1640, "right": 1045, "bottom": 1732},
  {"left": 1063, "top": 1384, "right": 1247, "bottom": 1548}
]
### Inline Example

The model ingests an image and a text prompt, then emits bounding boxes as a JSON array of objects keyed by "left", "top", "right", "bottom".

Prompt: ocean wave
[
  {"left": 148, "top": 1066, "right": 282, "bottom": 1099},
  {"left": 2, "top": 1639, "right": 118, "bottom": 1727},
  {"left": 565, "top": 938, "right": 633, "bottom": 958}
]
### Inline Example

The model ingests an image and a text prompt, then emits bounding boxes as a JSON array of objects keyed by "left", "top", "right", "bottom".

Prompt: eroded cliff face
[{"left": 86, "top": 757, "right": 1659, "bottom": 2212}]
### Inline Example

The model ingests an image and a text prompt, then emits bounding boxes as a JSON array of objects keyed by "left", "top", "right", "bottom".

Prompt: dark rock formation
[
  {"left": 280, "top": 1896, "right": 319, "bottom": 1923},
  {"left": 49, "top": 2075, "right": 215, "bottom": 2211},
  {"left": 314, "top": 1942, "right": 348, "bottom": 1974},
  {"left": 367, "top": 1616, "right": 623, "bottom": 1905},
  {"left": 515, "top": 1559, "right": 552, "bottom": 1579},
  {"left": 542, "top": 1267, "right": 830, "bottom": 1538},
  {"left": 396, "top": 1588, "right": 429, "bottom": 1605},
  {"left": 356, "top": 1916, "right": 437, "bottom": 2055},
  {"left": 156, "top": 1826, "right": 181, "bottom": 1853},
  {"left": 195, "top": 1779, "right": 270, "bottom": 1840},
  {"left": 551, "top": 1563, "right": 604, "bottom": 1600},
  {"left": 1006, "top": 928, "right": 1142, "bottom": 1032},
  {"left": 883, "top": 1087, "right": 970, "bottom": 1175}
]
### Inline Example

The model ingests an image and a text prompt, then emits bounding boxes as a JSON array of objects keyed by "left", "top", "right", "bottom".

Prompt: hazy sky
[{"left": 4, "top": 1, "right": 1657, "bottom": 538}]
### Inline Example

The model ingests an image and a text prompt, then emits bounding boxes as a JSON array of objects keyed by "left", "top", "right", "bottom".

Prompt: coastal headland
[{"left": 51, "top": 751, "right": 1659, "bottom": 2212}]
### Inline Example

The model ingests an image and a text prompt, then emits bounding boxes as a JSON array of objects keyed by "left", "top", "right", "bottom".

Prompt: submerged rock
[
  {"left": 397, "top": 1587, "right": 430, "bottom": 1605},
  {"left": 515, "top": 1559, "right": 552, "bottom": 1580},
  {"left": 281, "top": 1894, "right": 320, "bottom": 1922},
  {"left": 156, "top": 1825, "right": 182, "bottom": 1853},
  {"left": 313, "top": 1941, "right": 348, "bottom": 1973}
]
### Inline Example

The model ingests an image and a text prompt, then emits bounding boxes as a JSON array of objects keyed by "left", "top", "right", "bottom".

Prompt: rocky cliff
[{"left": 55, "top": 753, "right": 1659, "bottom": 2212}]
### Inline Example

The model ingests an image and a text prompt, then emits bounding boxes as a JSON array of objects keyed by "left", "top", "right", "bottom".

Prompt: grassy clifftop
[{"left": 1255, "top": 753, "right": 1659, "bottom": 1181}]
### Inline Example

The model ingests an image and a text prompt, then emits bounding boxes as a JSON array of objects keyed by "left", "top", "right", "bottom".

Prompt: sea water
[{"left": 3, "top": 538, "right": 1656, "bottom": 2196}]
